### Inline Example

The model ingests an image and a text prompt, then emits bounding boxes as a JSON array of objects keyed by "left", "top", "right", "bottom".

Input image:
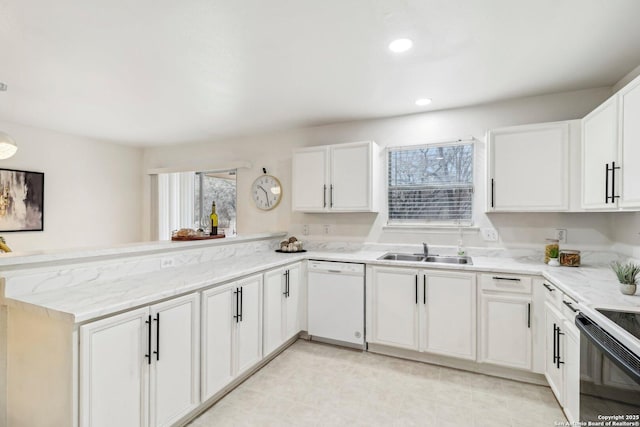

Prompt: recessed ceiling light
[
  {"left": 388, "top": 38, "right": 413, "bottom": 53},
  {"left": 415, "top": 98, "right": 432, "bottom": 106}
]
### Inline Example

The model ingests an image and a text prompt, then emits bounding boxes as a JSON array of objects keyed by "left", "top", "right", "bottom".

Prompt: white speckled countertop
[{"left": 5, "top": 248, "right": 639, "bottom": 325}]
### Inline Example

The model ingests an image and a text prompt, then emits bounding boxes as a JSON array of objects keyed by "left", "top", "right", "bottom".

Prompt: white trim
[
  {"left": 147, "top": 161, "right": 251, "bottom": 175},
  {"left": 383, "top": 225, "right": 479, "bottom": 234}
]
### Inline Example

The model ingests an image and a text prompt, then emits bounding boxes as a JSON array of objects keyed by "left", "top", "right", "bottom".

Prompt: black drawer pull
[
  {"left": 563, "top": 301, "right": 578, "bottom": 313},
  {"left": 543, "top": 283, "right": 555, "bottom": 292},
  {"left": 492, "top": 276, "right": 521, "bottom": 282}
]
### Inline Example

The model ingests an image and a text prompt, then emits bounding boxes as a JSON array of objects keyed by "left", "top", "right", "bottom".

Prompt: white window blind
[{"left": 388, "top": 142, "right": 474, "bottom": 225}]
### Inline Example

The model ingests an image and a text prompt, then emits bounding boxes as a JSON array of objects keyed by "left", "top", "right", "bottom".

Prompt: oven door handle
[{"left": 575, "top": 313, "right": 640, "bottom": 385}]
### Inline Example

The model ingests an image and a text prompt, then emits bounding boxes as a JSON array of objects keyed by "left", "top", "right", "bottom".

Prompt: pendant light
[
  {"left": 0, "top": 82, "right": 16, "bottom": 160},
  {"left": 0, "top": 131, "right": 17, "bottom": 159}
]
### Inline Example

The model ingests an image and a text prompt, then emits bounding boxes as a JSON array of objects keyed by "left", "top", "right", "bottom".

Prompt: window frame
[{"left": 386, "top": 140, "right": 476, "bottom": 228}]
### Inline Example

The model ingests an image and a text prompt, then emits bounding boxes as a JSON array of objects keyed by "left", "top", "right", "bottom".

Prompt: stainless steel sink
[
  {"left": 377, "top": 252, "right": 473, "bottom": 265},
  {"left": 378, "top": 253, "right": 425, "bottom": 262},
  {"left": 425, "top": 255, "right": 473, "bottom": 265}
]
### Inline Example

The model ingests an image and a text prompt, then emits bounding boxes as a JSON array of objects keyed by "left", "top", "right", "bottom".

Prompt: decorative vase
[
  {"left": 548, "top": 257, "right": 560, "bottom": 267},
  {"left": 619, "top": 283, "right": 637, "bottom": 295}
]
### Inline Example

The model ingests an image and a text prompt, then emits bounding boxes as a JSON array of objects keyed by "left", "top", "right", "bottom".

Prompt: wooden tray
[{"left": 171, "top": 234, "right": 225, "bottom": 241}]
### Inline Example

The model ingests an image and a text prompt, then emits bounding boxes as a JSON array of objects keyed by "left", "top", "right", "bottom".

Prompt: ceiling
[{"left": 1, "top": 0, "right": 640, "bottom": 147}]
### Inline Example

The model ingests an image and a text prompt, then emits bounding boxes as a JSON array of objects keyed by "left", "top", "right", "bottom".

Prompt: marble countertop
[
  {"left": 5, "top": 248, "right": 639, "bottom": 326},
  {"left": 0, "top": 232, "right": 288, "bottom": 269}
]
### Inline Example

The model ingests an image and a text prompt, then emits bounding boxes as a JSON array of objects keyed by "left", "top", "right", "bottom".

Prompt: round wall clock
[{"left": 251, "top": 174, "right": 282, "bottom": 210}]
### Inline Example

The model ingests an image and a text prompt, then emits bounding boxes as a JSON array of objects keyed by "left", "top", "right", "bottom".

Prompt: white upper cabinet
[
  {"left": 291, "top": 147, "right": 328, "bottom": 211},
  {"left": 487, "top": 122, "right": 570, "bottom": 212},
  {"left": 582, "top": 96, "right": 619, "bottom": 209},
  {"left": 292, "top": 141, "right": 379, "bottom": 212},
  {"left": 582, "top": 73, "right": 640, "bottom": 210},
  {"left": 619, "top": 77, "right": 640, "bottom": 209}
]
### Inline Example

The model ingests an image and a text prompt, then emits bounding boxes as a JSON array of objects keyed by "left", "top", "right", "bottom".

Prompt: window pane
[
  {"left": 388, "top": 143, "right": 473, "bottom": 224},
  {"left": 196, "top": 170, "right": 237, "bottom": 235}
]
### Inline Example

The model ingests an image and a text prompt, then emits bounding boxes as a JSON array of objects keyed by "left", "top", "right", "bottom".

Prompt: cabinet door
[
  {"left": 423, "top": 272, "right": 476, "bottom": 360},
  {"left": 368, "top": 267, "right": 420, "bottom": 350},
  {"left": 263, "top": 267, "right": 285, "bottom": 356},
  {"left": 619, "top": 77, "right": 640, "bottom": 208},
  {"left": 80, "top": 307, "right": 150, "bottom": 427},
  {"left": 544, "top": 302, "right": 564, "bottom": 406},
  {"left": 235, "top": 274, "right": 263, "bottom": 376},
  {"left": 563, "top": 320, "right": 580, "bottom": 424},
  {"left": 149, "top": 294, "right": 200, "bottom": 427},
  {"left": 479, "top": 294, "right": 532, "bottom": 370},
  {"left": 201, "top": 285, "right": 234, "bottom": 401},
  {"left": 582, "top": 97, "right": 619, "bottom": 209},
  {"left": 292, "top": 147, "right": 328, "bottom": 211},
  {"left": 284, "top": 263, "right": 302, "bottom": 340},
  {"left": 330, "top": 142, "right": 374, "bottom": 211},
  {"left": 489, "top": 123, "right": 569, "bottom": 211}
]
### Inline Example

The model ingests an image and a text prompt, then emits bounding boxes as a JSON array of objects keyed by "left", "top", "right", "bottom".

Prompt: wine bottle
[{"left": 209, "top": 201, "right": 219, "bottom": 236}]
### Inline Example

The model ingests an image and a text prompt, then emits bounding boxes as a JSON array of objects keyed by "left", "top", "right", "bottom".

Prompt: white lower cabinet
[
  {"left": 80, "top": 293, "right": 200, "bottom": 427},
  {"left": 263, "top": 262, "right": 302, "bottom": 356},
  {"left": 368, "top": 266, "right": 476, "bottom": 360},
  {"left": 545, "top": 302, "right": 565, "bottom": 405},
  {"left": 544, "top": 296, "right": 581, "bottom": 424},
  {"left": 201, "top": 274, "right": 263, "bottom": 402},
  {"left": 368, "top": 266, "right": 421, "bottom": 350},
  {"left": 479, "top": 274, "right": 533, "bottom": 370},
  {"left": 563, "top": 319, "right": 580, "bottom": 424},
  {"left": 422, "top": 271, "right": 476, "bottom": 360}
]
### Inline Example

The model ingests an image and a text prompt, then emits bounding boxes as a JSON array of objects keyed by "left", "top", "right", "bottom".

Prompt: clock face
[{"left": 251, "top": 175, "right": 282, "bottom": 210}]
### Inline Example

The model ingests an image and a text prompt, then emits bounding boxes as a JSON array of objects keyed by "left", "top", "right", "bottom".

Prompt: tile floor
[{"left": 189, "top": 340, "right": 566, "bottom": 427}]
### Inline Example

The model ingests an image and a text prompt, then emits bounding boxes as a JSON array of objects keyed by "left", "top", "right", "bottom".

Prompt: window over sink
[{"left": 387, "top": 141, "right": 474, "bottom": 226}]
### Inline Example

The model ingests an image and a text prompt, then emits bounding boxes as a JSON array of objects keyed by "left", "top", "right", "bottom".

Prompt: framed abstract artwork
[{"left": 0, "top": 168, "right": 44, "bottom": 232}]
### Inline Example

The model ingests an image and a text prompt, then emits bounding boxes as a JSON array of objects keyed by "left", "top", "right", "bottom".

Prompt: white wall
[
  {"left": 143, "top": 87, "right": 614, "bottom": 249},
  {"left": 0, "top": 121, "right": 143, "bottom": 252}
]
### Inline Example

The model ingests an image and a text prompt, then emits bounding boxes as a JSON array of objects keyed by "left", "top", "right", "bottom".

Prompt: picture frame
[{"left": 0, "top": 168, "right": 44, "bottom": 232}]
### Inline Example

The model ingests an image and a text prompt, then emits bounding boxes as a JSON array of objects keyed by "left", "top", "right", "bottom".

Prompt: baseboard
[{"left": 367, "top": 343, "right": 548, "bottom": 386}]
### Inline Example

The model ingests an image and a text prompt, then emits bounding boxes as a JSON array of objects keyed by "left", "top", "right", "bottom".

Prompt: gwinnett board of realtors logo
[{"left": 555, "top": 415, "right": 640, "bottom": 426}]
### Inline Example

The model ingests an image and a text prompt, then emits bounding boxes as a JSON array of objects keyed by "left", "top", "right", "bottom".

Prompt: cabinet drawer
[
  {"left": 542, "top": 281, "right": 563, "bottom": 309},
  {"left": 480, "top": 274, "right": 532, "bottom": 294}
]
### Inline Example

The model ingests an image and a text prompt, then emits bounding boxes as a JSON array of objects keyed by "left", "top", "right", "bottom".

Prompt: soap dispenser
[{"left": 457, "top": 229, "right": 466, "bottom": 256}]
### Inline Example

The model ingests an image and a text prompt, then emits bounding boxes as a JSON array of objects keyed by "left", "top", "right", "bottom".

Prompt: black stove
[{"left": 596, "top": 308, "right": 640, "bottom": 341}]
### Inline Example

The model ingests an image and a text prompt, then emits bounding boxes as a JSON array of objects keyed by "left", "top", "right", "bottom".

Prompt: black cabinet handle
[
  {"left": 286, "top": 270, "right": 290, "bottom": 297},
  {"left": 611, "top": 161, "right": 620, "bottom": 202},
  {"left": 492, "top": 276, "right": 521, "bottom": 282},
  {"left": 605, "top": 163, "right": 610, "bottom": 203},
  {"left": 233, "top": 288, "right": 239, "bottom": 323},
  {"left": 527, "top": 303, "right": 531, "bottom": 329},
  {"left": 145, "top": 315, "right": 152, "bottom": 365},
  {"left": 563, "top": 301, "right": 578, "bottom": 313},
  {"left": 543, "top": 283, "right": 555, "bottom": 292},
  {"left": 239, "top": 286, "right": 243, "bottom": 322},
  {"left": 415, "top": 275, "right": 418, "bottom": 304},
  {"left": 153, "top": 313, "right": 160, "bottom": 361},
  {"left": 491, "top": 178, "right": 495, "bottom": 208},
  {"left": 423, "top": 276, "right": 426, "bottom": 305},
  {"left": 553, "top": 323, "right": 558, "bottom": 365},
  {"left": 557, "top": 327, "right": 565, "bottom": 368},
  {"left": 330, "top": 184, "right": 334, "bottom": 207},
  {"left": 283, "top": 271, "right": 288, "bottom": 297},
  {"left": 323, "top": 184, "right": 327, "bottom": 208}
]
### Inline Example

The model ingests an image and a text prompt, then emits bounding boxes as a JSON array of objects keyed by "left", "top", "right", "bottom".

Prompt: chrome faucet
[{"left": 423, "top": 243, "right": 429, "bottom": 258}]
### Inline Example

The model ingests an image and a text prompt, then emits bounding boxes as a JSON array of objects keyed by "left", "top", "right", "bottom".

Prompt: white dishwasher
[{"left": 307, "top": 260, "right": 365, "bottom": 348}]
